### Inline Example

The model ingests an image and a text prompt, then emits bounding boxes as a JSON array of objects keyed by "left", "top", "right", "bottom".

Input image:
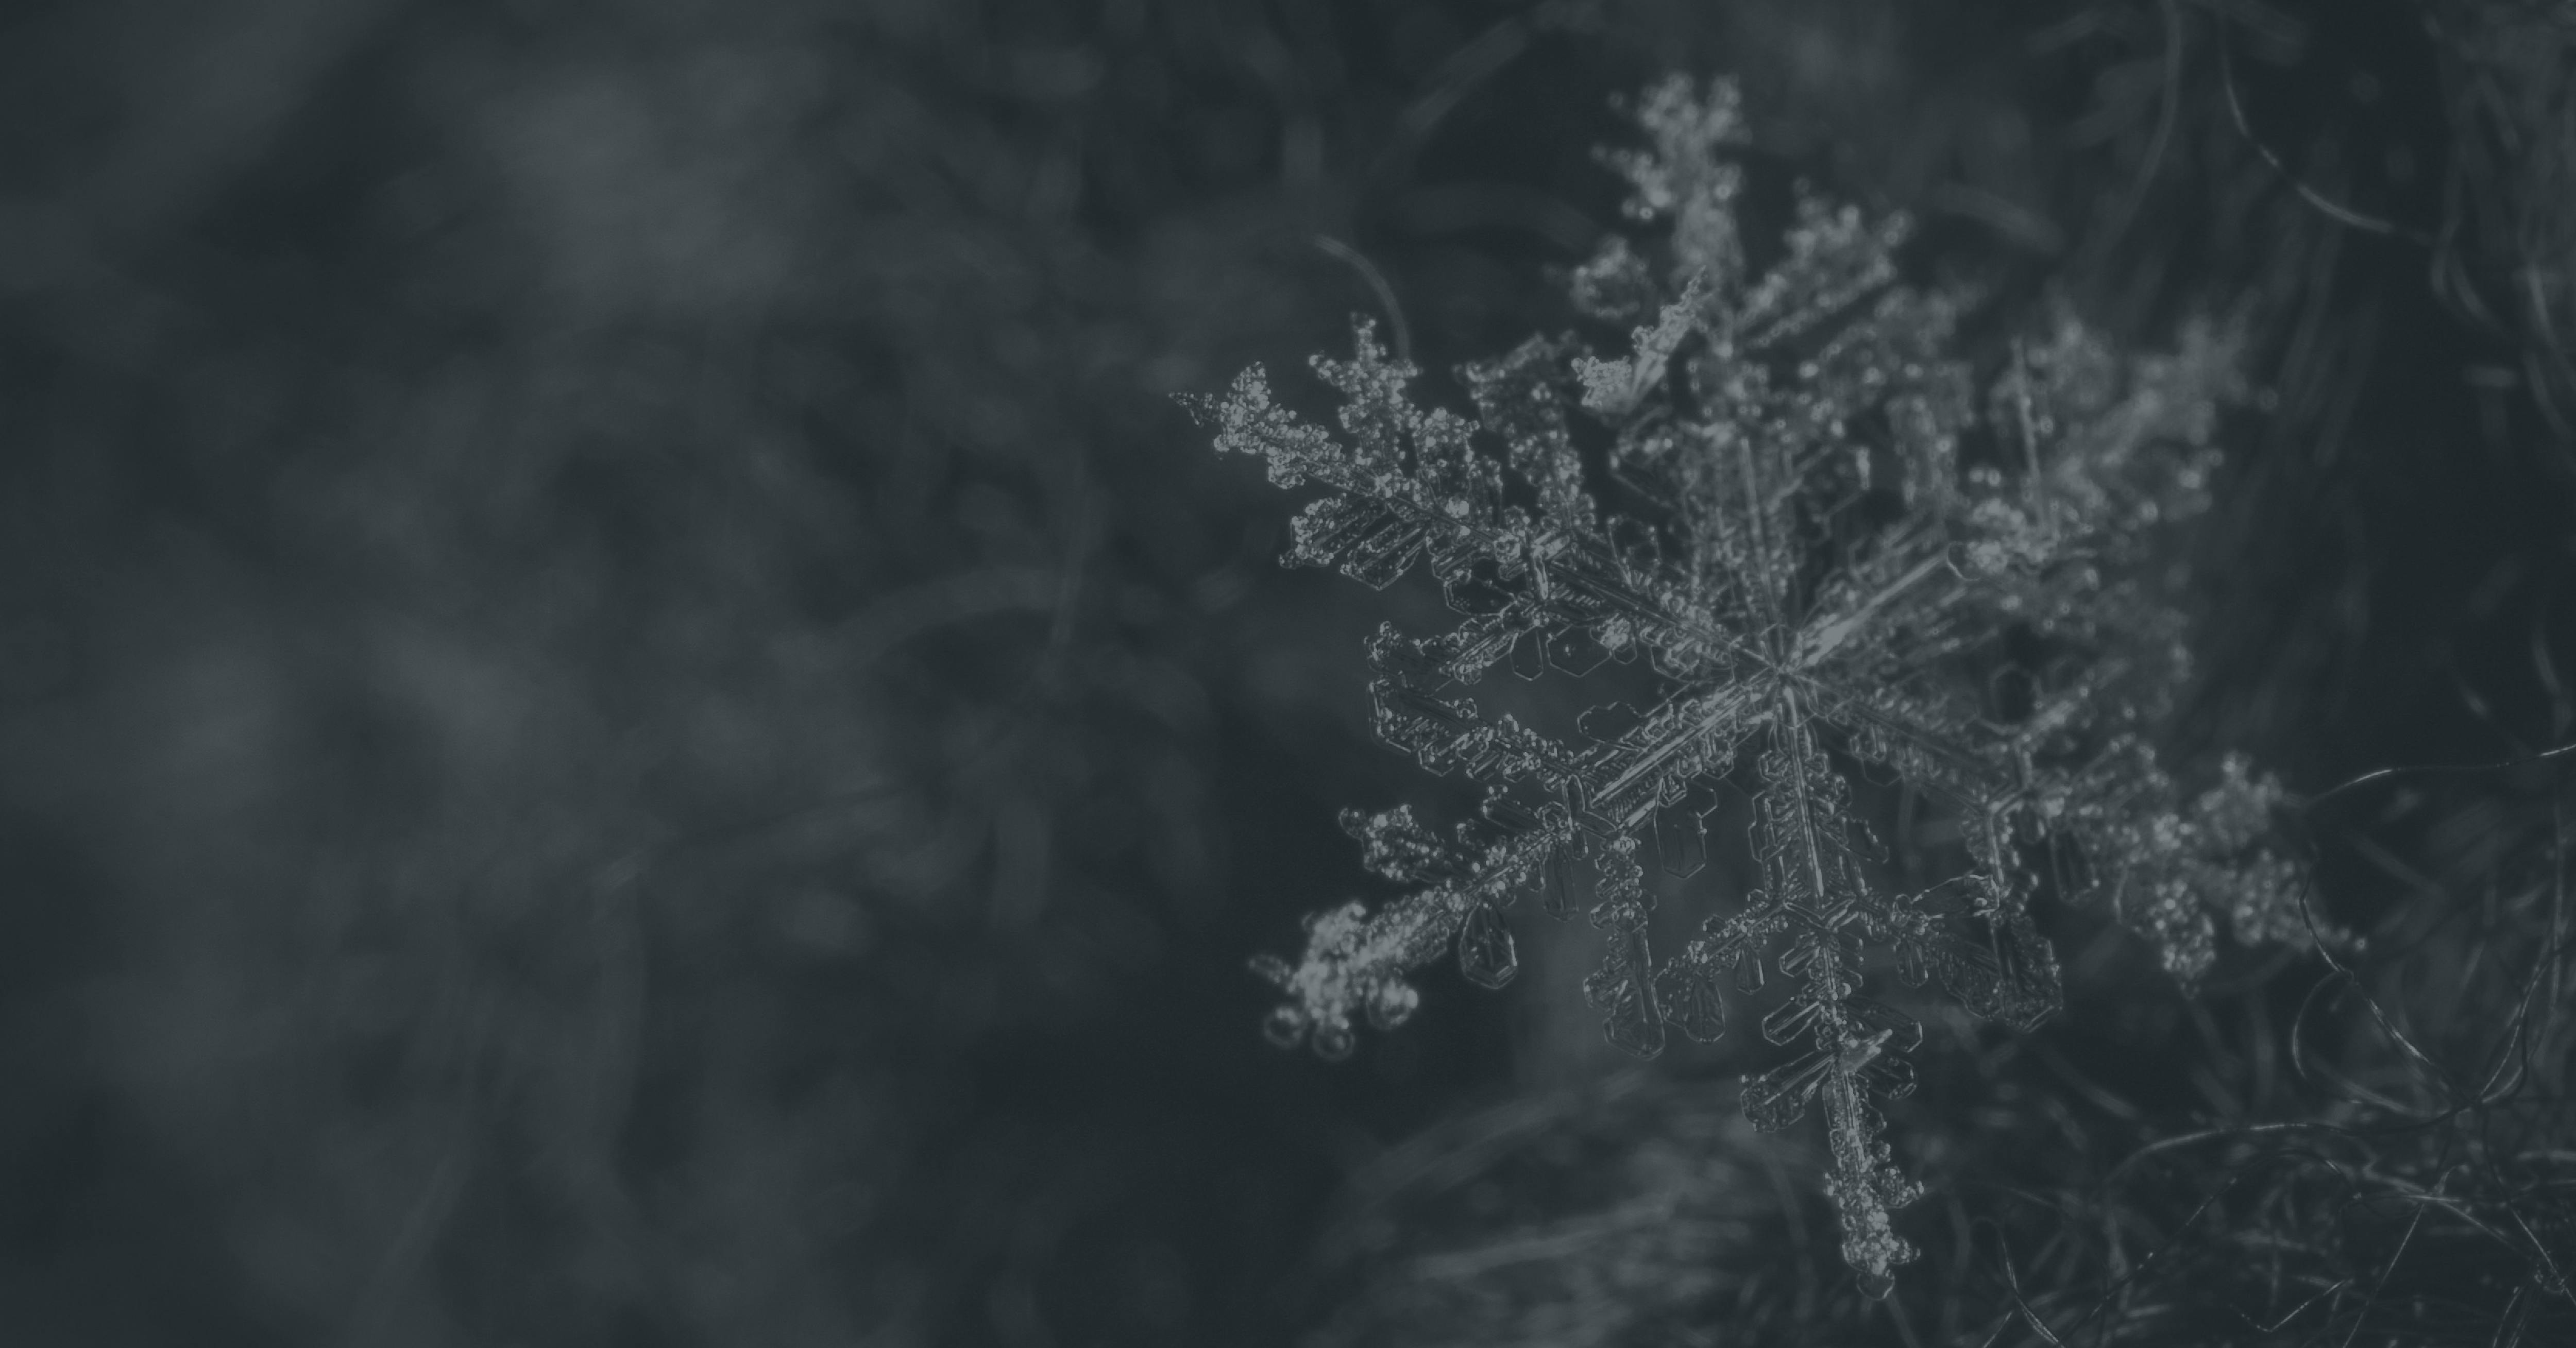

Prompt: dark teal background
[{"left": 0, "top": 2, "right": 2565, "bottom": 1344}]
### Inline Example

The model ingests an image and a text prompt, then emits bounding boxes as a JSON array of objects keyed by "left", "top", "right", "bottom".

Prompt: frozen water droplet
[
  {"left": 1603, "top": 996, "right": 1665, "bottom": 1059},
  {"left": 1654, "top": 801, "right": 1707, "bottom": 877},
  {"left": 1364, "top": 978, "right": 1420, "bottom": 1032},
  {"left": 1458, "top": 900, "right": 1519, "bottom": 989},
  {"left": 1656, "top": 960, "right": 1727, "bottom": 1043},
  {"left": 1894, "top": 939, "right": 1928, "bottom": 988},
  {"left": 1261, "top": 1004, "right": 1305, "bottom": 1049},
  {"left": 1311, "top": 1022, "right": 1357, "bottom": 1062},
  {"left": 1585, "top": 931, "right": 1666, "bottom": 1060}
]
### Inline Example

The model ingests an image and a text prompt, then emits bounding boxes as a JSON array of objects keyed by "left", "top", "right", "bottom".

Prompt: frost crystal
[{"left": 1186, "top": 75, "right": 2326, "bottom": 1295}]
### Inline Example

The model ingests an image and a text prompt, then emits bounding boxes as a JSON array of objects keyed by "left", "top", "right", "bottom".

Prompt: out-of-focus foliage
[
  {"left": 0, "top": 0, "right": 1666, "bottom": 1343},
  {"left": 2426, "top": 1, "right": 2576, "bottom": 444}
]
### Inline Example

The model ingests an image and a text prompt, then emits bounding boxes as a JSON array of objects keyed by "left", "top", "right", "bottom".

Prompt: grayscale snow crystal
[{"left": 1185, "top": 74, "right": 2329, "bottom": 1296}]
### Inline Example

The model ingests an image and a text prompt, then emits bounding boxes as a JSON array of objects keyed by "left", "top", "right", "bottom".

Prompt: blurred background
[{"left": 0, "top": 1, "right": 2568, "bottom": 1344}]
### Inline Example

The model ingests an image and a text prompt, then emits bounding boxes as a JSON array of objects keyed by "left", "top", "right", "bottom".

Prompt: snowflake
[{"left": 1185, "top": 75, "right": 2325, "bottom": 1295}]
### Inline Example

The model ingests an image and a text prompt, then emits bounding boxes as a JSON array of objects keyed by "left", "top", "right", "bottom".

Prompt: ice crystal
[{"left": 1189, "top": 75, "right": 2321, "bottom": 1294}]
